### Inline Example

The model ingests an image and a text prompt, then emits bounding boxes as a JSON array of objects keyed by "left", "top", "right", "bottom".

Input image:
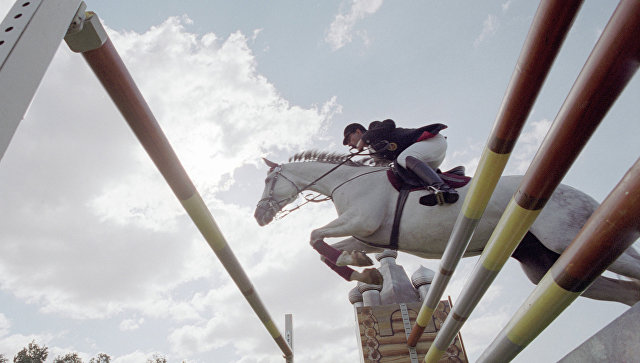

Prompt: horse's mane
[{"left": 288, "top": 150, "right": 389, "bottom": 167}]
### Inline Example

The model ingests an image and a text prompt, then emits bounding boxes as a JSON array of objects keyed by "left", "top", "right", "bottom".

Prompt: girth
[
  {"left": 389, "top": 186, "right": 412, "bottom": 249},
  {"left": 358, "top": 163, "right": 470, "bottom": 251},
  {"left": 359, "top": 183, "right": 412, "bottom": 251}
]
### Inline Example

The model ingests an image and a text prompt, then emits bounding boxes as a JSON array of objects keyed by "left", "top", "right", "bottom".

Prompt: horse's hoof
[
  {"left": 351, "top": 268, "right": 383, "bottom": 285},
  {"left": 337, "top": 250, "right": 374, "bottom": 266},
  {"left": 361, "top": 268, "right": 383, "bottom": 285}
]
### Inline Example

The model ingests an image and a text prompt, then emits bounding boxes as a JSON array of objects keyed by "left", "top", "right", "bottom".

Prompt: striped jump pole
[
  {"left": 477, "top": 156, "right": 640, "bottom": 362},
  {"left": 64, "top": 12, "right": 294, "bottom": 361},
  {"left": 424, "top": 1, "right": 640, "bottom": 361},
  {"left": 407, "top": 0, "right": 584, "bottom": 347}
]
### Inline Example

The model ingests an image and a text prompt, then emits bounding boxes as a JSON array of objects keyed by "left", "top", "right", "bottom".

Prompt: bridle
[
  {"left": 256, "top": 165, "right": 308, "bottom": 219},
  {"left": 256, "top": 150, "right": 380, "bottom": 220}
]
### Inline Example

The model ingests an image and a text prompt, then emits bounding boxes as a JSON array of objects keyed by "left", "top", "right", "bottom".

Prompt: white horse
[{"left": 254, "top": 152, "right": 640, "bottom": 306}]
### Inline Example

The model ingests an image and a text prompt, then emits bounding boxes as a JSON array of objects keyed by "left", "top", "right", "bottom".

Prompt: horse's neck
[{"left": 285, "top": 162, "right": 363, "bottom": 196}]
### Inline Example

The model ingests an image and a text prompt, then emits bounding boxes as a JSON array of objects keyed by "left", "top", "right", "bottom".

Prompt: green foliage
[
  {"left": 53, "top": 353, "right": 83, "bottom": 363},
  {"left": 9, "top": 344, "right": 114, "bottom": 363},
  {"left": 88, "top": 353, "right": 111, "bottom": 363},
  {"left": 13, "top": 341, "right": 48, "bottom": 363},
  {"left": 146, "top": 355, "right": 167, "bottom": 363}
]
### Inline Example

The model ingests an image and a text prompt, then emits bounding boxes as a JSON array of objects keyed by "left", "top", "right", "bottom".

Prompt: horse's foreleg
[
  {"left": 310, "top": 215, "right": 379, "bottom": 265},
  {"left": 331, "top": 237, "right": 384, "bottom": 254},
  {"left": 309, "top": 215, "right": 370, "bottom": 263},
  {"left": 308, "top": 218, "right": 351, "bottom": 265},
  {"left": 309, "top": 214, "right": 373, "bottom": 242},
  {"left": 309, "top": 216, "right": 382, "bottom": 282},
  {"left": 319, "top": 256, "right": 383, "bottom": 285},
  {"left": 311, "top": 239, "right": 373, "bottom": 267}
]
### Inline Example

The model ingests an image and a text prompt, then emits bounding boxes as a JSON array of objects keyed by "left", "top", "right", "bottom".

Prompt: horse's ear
[{"left": 263, "top": 158, "right": 279, "bottom": 169}]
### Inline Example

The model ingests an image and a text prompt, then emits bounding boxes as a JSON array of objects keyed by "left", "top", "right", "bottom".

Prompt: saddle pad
[{"left": 386, "top": 169, "right": 471, "bottom": 192}]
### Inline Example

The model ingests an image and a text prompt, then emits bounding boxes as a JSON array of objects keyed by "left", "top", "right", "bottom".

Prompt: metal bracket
[
  {"left": 65, "top": 1, "right": 86, "bottom": 35},
  {"left": 64, "top": 7, "right": 107, "bottom": 53},
  {"left": 0, "top": 0, "right": 84, "bottom": 161}
]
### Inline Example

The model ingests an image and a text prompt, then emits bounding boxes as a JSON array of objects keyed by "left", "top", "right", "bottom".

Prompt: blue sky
[{"left": 0, "top": 0, "right": 638, "bottom": 362}]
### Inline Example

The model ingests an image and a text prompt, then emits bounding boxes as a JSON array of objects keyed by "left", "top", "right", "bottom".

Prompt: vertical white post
[{"left": 285, "top": 314, "right": 293, "bottom": 363}]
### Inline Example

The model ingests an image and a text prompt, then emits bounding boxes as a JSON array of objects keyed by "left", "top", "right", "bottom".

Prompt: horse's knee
[{"left": 310, "top": 230, "right": 323, "bottom": 242}]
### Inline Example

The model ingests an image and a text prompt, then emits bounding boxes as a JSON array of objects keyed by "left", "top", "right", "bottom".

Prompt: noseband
[{"left": 256, "top": 166, "right": 303, "bottom": 217}]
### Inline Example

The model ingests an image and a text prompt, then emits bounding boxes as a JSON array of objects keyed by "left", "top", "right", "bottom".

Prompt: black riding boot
[{"left": 405, "top": 156, "right": 459, "bottom": 206}]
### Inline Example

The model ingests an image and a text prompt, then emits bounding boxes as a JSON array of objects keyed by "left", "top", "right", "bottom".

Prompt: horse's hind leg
[
  {"left": 513, "top": 232, "right": 640, "bottom": 306},
  {"left": 582, "top": 276, "right": 640, "bottom": 306},
  {"left": 606, "top": 245, "right": 640, "bottom": 280},
  {"left": 511, "top": 232, "right": 560, "bottom": 284}
]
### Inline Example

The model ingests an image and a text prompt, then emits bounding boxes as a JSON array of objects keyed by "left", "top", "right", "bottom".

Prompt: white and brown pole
[
  {"left": 65, "top": 11, "right": 293, "bottom": 361},
  {"left": 424, "top": 1, "right": 640, "bottom": 361},
  {"left": 478, "top": 157, "right": 640, "bottom": 362},
  {"left": 408, "top": 0, "right": 584, "bottom": 347}
]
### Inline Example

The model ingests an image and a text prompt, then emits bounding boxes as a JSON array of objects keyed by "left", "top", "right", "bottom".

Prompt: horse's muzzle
[{"left": 254, "top": 200, "right": 276, "bottom": 226}]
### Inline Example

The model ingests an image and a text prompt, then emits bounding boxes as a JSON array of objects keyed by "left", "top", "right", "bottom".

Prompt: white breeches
[{"left": 396, "top": 133, "right": 447, "bottom": 169}]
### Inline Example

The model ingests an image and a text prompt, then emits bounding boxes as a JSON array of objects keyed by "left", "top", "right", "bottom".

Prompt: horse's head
[{"left": 254, "top": 158, "right": 301, "bottom": 226}]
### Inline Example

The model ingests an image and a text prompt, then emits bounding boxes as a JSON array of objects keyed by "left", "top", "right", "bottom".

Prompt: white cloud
[
  {"left": 448, "top": 138, "right": 485, "bottom": 176},
  {"left": 0, "top": 333, "right": 56, "bottom": 360},
  {"left": 0, "top": 14, "right": 339, "bottom": 325},
  {"left": 119, "top": 318, "right": 144, "bottom": 331},
  {"left": 474, "top": 14, "right": 498, "bottom": 48},
  {"left": 0, "top": 10, "right": 353, "bottom": 360},
  {"left": 507, "top": 118, "right": 552, "bottom": 174},
  {"left": 325, "top": 0, "right": 383, "bottom": 51},
  {"left": 112, "top": 351, "right": 155, "bottom": 363},
  {"left": 166, "top": 202, "right": 361, "bottom": 361},
  {"left": 502, "top": 0, "right": 512, "bottom": 12},
  {"left": 0, "top": 314, "right": 8, "bottom": 337},
  {"left": 252, "top": 28, "right": 263, "bottom": 42}
]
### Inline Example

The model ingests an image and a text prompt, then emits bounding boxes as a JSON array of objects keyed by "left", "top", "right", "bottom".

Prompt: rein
[
  {"left": 275, "top": 168, "right": 387, "bottom": 220},
  {"left": 328, "top": 169, "right": 386, "bottom": 197},
  {"left": 259, "top": 150, "right": 379, "bottom": 220}
]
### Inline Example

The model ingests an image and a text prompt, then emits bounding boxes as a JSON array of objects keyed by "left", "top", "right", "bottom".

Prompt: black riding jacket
[{"left": 360, "top": 119, "right": 447, "bottom": 161}]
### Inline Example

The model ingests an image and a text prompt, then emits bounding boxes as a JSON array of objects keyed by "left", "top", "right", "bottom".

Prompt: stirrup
[
  {"left": 429, "top": 186, "right": 445, "bottom": 206},
  {"left": 420, "top": 186, "right": 458, "bottom": 206},
  {"left": 418, "top": 187, "right": 445, "bottom": 206}
]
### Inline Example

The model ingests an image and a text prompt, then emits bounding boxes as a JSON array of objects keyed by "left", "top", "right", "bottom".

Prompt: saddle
[
  {"left": 387, "top": 164, "right": 471, "bottom": 192},
  {"left": 380, "top": 163, "right": 471, "bottom": 250}
]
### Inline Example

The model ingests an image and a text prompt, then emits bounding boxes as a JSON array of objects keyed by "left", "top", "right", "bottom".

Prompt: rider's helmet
[{"left": 342, "top": 123, "right": 366, "bottom": 145}]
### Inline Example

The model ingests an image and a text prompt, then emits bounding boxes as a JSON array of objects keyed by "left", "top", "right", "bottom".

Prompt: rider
[{"left": 342, "top": 119, "right": 458, "bottom": 205}]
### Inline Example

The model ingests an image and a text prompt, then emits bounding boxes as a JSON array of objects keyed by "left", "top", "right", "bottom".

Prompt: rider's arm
[{"left": 360, "top": 119, "right": 395, "bottom": 150}]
